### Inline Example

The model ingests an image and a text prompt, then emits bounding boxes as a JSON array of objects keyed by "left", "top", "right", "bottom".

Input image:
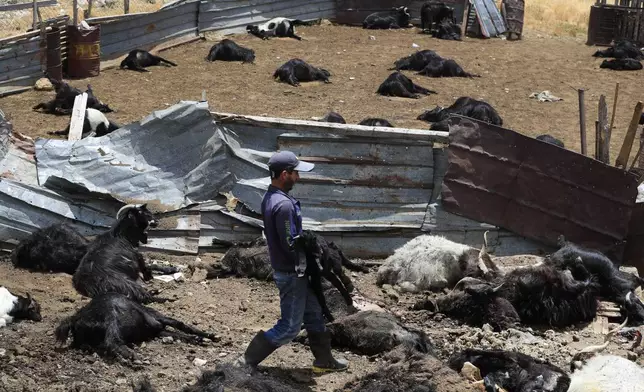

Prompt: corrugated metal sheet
[
  {"left": 198, "top": 0, "right": 336, "bottom": 34},
  {"left": 440, "top": 116, "right": 639, "bottom": 260},
  {"left": 0, "top": 31, "right": 43, "bottom": 97},
  {"left": 86, "top": 0, "right": 200, "bottom": 60},
  {"left": 467, "top": 0, "right": 507, "bottom": 37},
  {"left": 335, "top": 0, "right": 469, "bottom": 27}
]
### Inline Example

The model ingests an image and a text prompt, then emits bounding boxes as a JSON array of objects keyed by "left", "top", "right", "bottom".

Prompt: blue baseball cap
[{"left": 268, "top": 150, "right": 314, "bottom": 177}]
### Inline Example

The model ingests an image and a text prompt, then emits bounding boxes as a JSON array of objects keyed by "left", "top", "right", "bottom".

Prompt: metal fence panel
[
  {"left": 335, "top": 0, "right": 469, "bottom": 27},
  {"left": 0, "top": 32, "right": 42, "bottom": 97},
  {"left": 86, "top": 0, "right": 199, "bottom": 60},
  {"left": 440, "top": 116, "right": 639, "bottom": 260},
  {"left": 199, "top": 0, "right": 336, "bottom": 34}
]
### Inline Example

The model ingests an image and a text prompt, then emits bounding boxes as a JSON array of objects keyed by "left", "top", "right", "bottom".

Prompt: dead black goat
[
  {"left": 120, "top": 49, "right": 177, "bottom": 72},
  {"left": 536, "top": 134, "right": 565, "bottom": 148},
  {"left": 273, "top": 58, "right": 331, "bottom": 87},
  {"left": 417, "top": 58, "right": 479, "bottom": 78},
  {"left": 55, "top": 292, "right": 217, "bottom": 361},
  {"left": 206, "top": 39, "right": 255, "bottom": 63},
  {"left": 207, "top": 236, "right": 273, "bottom": 281},
  {"left": 319, "top": 111, "right": 347, "bottom": 124},
  {"left": 390, "top": 49, "right": 442, "bottom": 71},
  {"left": 599, "top": 58, "right": 643, "bottom": 71},
  {"left": 72, "top": 204, "right": 167, "bottom": 304},
  {"left": 296, "top": 230, "right": 369, "bottom": 322},
  {"left": 377, "top": 71, "right": 436, "bottom": 99},
  {"left": 593, "top": 39, "right": 644, "bottom": 60},
  {"left": 33, "top": 77, "right": 113, "bottom": 115},
  {"left": 417, "top": 96, "right": 502, "bottom": 131},
  {"left": 11, "top": 223, "right": 90, "bottom": 275}
]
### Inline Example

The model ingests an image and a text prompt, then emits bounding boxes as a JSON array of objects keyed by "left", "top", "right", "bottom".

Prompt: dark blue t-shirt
[{"left": 261, "top": 184, "right": 303, "bottom": 273}]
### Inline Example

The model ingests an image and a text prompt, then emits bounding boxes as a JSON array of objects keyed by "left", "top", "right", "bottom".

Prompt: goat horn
[
  {"left": 478, "top": 230, "right": 491, "bottom": 275},
  {"left": 578, "top": 317, "right": 629, "bottom": 354},
  {"left": 115, "top": 204, "right": 141, "bottom": 220},
  {"left": 491, "top": 283, "right": 504, "bottom": 292}
]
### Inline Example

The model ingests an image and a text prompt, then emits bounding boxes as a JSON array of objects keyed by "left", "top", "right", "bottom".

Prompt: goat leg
[
  {"left": 136, "top": 253, "right": 153, "bottom": 281},
  {"left": 324, "top": 271, "right": 353, "bottom": 306},
  {"left": 158, "top": 330, "right": 209, "bottom": 346},
  {"left": 308, "top": 275, "right": 335, "bottom": 322},
  {"left": 147, "top": 264, "right": 179, "bottom": 275},
  {"left": 154, "top": 313, "right": 218, "bottom": 341}
]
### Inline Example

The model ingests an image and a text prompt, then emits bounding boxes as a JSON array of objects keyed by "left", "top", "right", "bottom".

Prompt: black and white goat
[
  {"left": 0, "top": 287, "right": 42, "bottom": 327},
  {"left": 363, "top": 6, "right": 411, "bottom": 30},
  {"left": 47, "top": 108, "right": 121, "bottom": 139},
  {"left": 33, "top": 77, "right": 113, "bottom": 115},
  {"left": 376, "top": 233, "right": 501, "bottom": 293},
  {"left": 296, "top": 230, "right": 369, "bottom": 322},
  {"left": 417, "top": 58, "right": 479, "bottom": 78},
  {"left": 358, "top": 118, "right": 394, "bottom": 127},
  {"left": 377, "top": 71, "right": 436, "bottom": 99},
  {"left": 72, "top": 204, "right": 162, "bottom": 303},
  {"left": 448, "top": 349, "right": 571, "bottom": 392},
  {"left": 120, "top": 49, "right": 177, "bottom": 72},
  {"left": 599, "top": 58, "right": 643, "bottom": 71},
  {"left": 55, "top": 292, "right": 216, "bottom": 360},
  {"left": 417, "top": 96, "right": 503, "bottom": 131},
  {"left": 246, "top": 17, "right": 318, "bottom": 41},
  {"left": 11, "top": 223, "right": 89, "bottom": 275},
  {"left": 390, "top": 49, "right": 442, "bottom": 71},
  {"left": 319, "top": 111, "right": 346, "bottom": 124},
  {"left": 536, "top": 134, "right": 565, "bottom": 148},
  {"left": 206, "top": 39, "right": 255, "bottom": 63},
  {"left": 273, "top": 58, "right": 331, "bottom": 87}
]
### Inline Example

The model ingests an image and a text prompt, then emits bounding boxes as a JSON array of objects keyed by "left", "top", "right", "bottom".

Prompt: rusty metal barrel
[
  {"left": 66, "top": 24, "right": 101, "bottom": 78},
  {"left": 45, "top": 26, "right": 63, "bottom": 81}
]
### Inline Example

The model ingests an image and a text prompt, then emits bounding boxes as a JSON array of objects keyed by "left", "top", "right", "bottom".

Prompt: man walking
[{"left": 239, "top": 150, "right": 348, "bottom": 373}]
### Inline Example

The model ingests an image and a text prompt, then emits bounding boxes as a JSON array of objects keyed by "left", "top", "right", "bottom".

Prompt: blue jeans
[{"left": 263, "top": 271, "right": 326, "bottom": 347}]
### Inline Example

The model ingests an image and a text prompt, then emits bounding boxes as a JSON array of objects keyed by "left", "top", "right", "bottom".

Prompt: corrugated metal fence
[{"left": 0, "top": 0, "right": 337, "bottom": 95}]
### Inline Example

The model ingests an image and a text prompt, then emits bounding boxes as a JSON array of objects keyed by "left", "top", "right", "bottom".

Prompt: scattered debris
[
  {"left": 34, "top": 78, "right": 54, "bottom": 91},
  {"left": 529, "top": 90, "right": 563, "bottom": 102},
  {"left": 193, "top": 358, "right": 207, "bottom": 367},
  {"left": 153, "top": 272, "right": 184, "bottom": 283}
]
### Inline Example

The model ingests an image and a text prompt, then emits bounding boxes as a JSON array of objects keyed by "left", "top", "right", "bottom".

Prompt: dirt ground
[
  {"left": 1, "top": 24, "right": 642, "bottom": 160},
  {"left": 1, "top": 250, "right": 643, "bottom": 392}
]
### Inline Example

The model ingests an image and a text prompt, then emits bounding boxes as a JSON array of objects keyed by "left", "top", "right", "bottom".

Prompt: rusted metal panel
[
  {"left": 466, "top": 0, "right": 506, "bottom": 37},
  {"left": 46, "top": 26, "right": 63, "bottom": 82},
  {"left": 198, "top": 0, "right": 335, "bottom": 34},
  {"left": 501, "top": 0, "right": 524, "bottom": 39},
  {"left": 66, "top": 24, "right": 101, "bottom": 78},
  {"left": 86, "top": 1, "right": 199, "bottom": 60},
  {"left": 441, "top": 116, "right": 639, "bottom": 259},
  {"left": 623, "top": 203, "right": 644, "bottom": 270},
  {"left": 335, "top": 0, "right": 469, "bottom": 27}
]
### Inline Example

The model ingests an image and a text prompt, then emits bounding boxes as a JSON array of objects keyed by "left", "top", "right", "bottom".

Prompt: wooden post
[
  {"left": 595, "top": 121, "right": 600, "bottom": 160},
  {"left": 86, "top": 0, "right": 93, "bottom": 18},
  {"left": 32, "top": 0, "right": 38, "bottom": 30},
  {"left": 73, "top": 0, "right": 78, "bottom": 26},
  {"left": 124, "top": 0, "right": 130, "bottom": 14},
  {"left": 615, "top": 101, "right": 644, "bottom": 169},
  {"left": 609, "top": 82, "right": 619, "bottom": 134},
  {"left": 201, "top": 90, "right": 207, "bottom": 102},
  {"left": 578, "top": 89, "right": 587, "bottom": 156},
  {"left": 597, "top": 95, "right": 609, "bottom": 163}
]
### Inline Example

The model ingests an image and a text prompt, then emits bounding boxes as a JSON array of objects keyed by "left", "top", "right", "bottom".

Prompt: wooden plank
[
  {"left": 0, "top": 0, "right": 57, "bottom": 11},
  {"left": 598, "top": 95, "right": 610, "bottom": 163},
  {"left": 68, "top": 93, "right": 87, "bottom": 141},
  {"left": 579, "top": 89, "right": 587, "bottom": 156},
  {"left": 211, "top": 112, "right": 450, "bottom": 143},
  {"left": 615, "top": 101, "right": 644, "bottom": 169}
]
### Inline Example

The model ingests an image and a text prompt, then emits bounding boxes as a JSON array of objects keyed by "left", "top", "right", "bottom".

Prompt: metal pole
[
  {"left": 73, "top": 0, "right": 78, "bottom": 26},
  {"left": 578, "top": 89, "right": 587, "bottom": 156},
  {"left": 32, "top": 0, "right": 38, "bottom": 30}
]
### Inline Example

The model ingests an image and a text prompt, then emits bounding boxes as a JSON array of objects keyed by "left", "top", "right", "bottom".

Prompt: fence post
[
  {"left": 124, "top": 0, "right": 130, "bottom": 14},
  {"left": 73, "top": 0, "right": 78, "bottom": 25},
  {"left": 578, "top": 89, "right": 587, "bottom": 156},
  {"left": 615, "top": 101, "right": 644, "bottom": 169},
  {"left": 32, "top": 0, "right": 38, "bottom": 30}
]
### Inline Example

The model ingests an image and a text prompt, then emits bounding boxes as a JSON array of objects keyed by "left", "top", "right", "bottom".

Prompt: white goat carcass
[
  {"left": 0, "top": 287, "right": 42, "bottom": 327},
  {"left": 376, "top": 233, "right": 500, "bottom": 293},
  {"left": 568, "top": 318, "right": 644, "bottom": 392}
]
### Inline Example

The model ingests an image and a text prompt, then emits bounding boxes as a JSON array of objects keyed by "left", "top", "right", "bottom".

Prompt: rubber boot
[
  {"left": 236, "top": 330, "right": 279, "bottom": 367},
  {"left": 308, "top": 330, "right": 348, "bottom": 374}
]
